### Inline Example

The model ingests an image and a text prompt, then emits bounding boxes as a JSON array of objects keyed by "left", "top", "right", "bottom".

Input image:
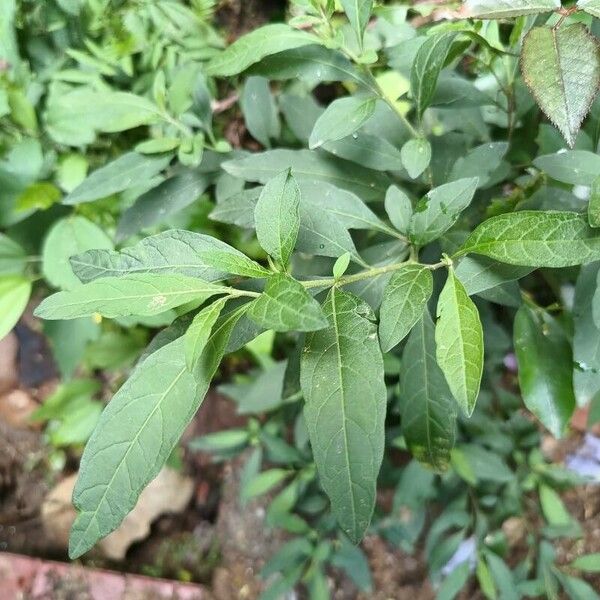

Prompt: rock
[
  {"left": 0, "top": 332, "right": 18, "bottom": 393},
  {"left": 0, "top": 389, "right": 38, "bottom": 428},
  {"left": 42, "top": 468, "right": 194, "bottom": 560}
]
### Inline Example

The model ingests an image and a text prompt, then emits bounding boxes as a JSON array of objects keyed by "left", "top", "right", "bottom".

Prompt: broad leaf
[
  {"left": 35, "top": 274, "right": 231, "bottom": 320},
  {"left": 185, "top": 298, "right": 228, "bottom": 374},
  {"left": 309, "top": 96, "right": 377, "bottom": 149},
  {"left": 458, "top": 211, "right": 600, "bottom": 267},
  {"left": 409, "top": 177, "right": 478, "bottom": 246},
  {"left": 64, "top": 152, "right": 172, "bottom": 205},
  {"left": 401, "top": 138, "right": 432, "bottom": 180},
  {"left": 411, "top": 32, "right": 457, "bottom": 121},
  {"left": 322, "top": 132, "right": 403, "bottom": 172},
  {"left": 435, "top": 269, "right": 484, "bottom": 416},
  {"left": 385, "top": 186, "right": 413, "bottom": 234},
  {"left": 466, "top": 0, "right": 560, "bottom": 18},
  {"left": 254, "top": 169, "right": 301, "bottom": 265},
  {"left": 449, "top": 142, "right": 509, "bottom": 188},
  {"left": 300, "top": 289, "right": 386, "bottom": 542},
  {"left": 0, "top": 275, "right": 31, "bottom": 339},
  {"left": 341, "top": 0, "right": 373, "bottom": 48},
  {"left": 400, "top": 311, "right": 456, "bottom": 472},
  {"left": 514, "top": 304, "right": 575, "bottom": 437},
  {"left": 205, "top": 24, "right": 320, "bottom": 76},
  {"left": 72, "top": 230, "right": 269, "bottom": 283},
  {"left": 589, "top": 176, "right": 600, "bottom": 228},
  {"left": 534, "top": 151, "right": 600, "bottom": 186},
  {"left": 455, "top": 256, "right": 532, "bottom": 296},
  {"left": 521, "top": 24, "right": 600, "bottom": 147},
  {"left": 248, "top": 274, "right": 327, "bottom": 332},
  {"left": 379, "top": 264, "right": 433, "bottom": 352}
]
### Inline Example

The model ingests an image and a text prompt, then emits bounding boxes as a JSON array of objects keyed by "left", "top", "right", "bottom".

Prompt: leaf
[
  {"left": 254, "top": 169, "right": 301, "bottom": 265},
  {"left": 466, "top": 0, "right": 560, "bottom": 18},
  {"left": 300, "top": 289, "right": 386, "bottom": 542},
  {"left": 72, "top": 229, "right": 269, "bottom": 283},
  {"left": 521, "top": 24, "right": 600, "bottom": 148},
  {"left": 341, "top": 0, "right": 373, "bottom": 48},
  {"left": 0, "top": 234, "right": 26, "bottom": 275},
  {"left": 185, "top": 298, "right": 228, "bottom": 375},
  {"left": 385, "top": 186, "right": 413, "bottom": 234},
  {"left": 240, "top": 76, "right": 280, "bottom": 148},
  {"left": 34, "top": 274, "right": 231, "bottom": 320},
  {"left": 68, "top": 305, "right": 246, "bottom": 559},
  {"left": 64, "top": 152, "right": 172, "bottom": 205},
  {"left": 571, "top": 553, "right": 600, "bottom": 573},
  {"left": 579, "top": 0, "right": 600, "bottom": 18},
  {"left": 379, "top": 264, "right": 433, "bottom": 352},
  {"left": 400, "top": 312, "right": 456, "bottom": 472},
  {"left": 534, "top": 151, "right": 600, "bottom": 186},
  {"left": 514, "top": 304, "right": 575, "bottom": 438},
  {"left": 409, "top": 177, "right": 478, "bottom": 246},
  {"left": 42, "top": 216, "right": 113, "bottom": 290},
  {"left": 401, "top": 138, "right": 432, "bottom": 180},
  {"left": 248, "top": 274, "right": 327, "bottom": 332},
  {"left": 455, "top": 257, "right": 532, "bottom": 296},
  {"left": 411, "top": 32, "right": 457, "bottom": 121},
  {"left": 449, "top": 142, "right": 509, "bottom": 188},
  {"left": 309, "top": 96, "right": 377, "bottom": 149},
  {"left": 435, "top": 269, "right": 484, "bottom": 416},
  {"left": 589, "top": 176, "right": 600, "bottom": 228},
  {"left": 205, "top": 24, "right": 320, "bottom": 76},
  {"left": 321, "top": 132, "right": 403, "bottom": 171},
  {"left": 0, "top": 275, "right": 31, "bottom": 339},
  {"left": 458, "top": 211, "right": 600, "bottom": 267},
  {"left": 223, "top": 149, "right": 390, "bottom": 201}
]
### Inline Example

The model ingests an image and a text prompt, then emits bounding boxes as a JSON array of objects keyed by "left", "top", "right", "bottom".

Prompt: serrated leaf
[
  {"left": 254, "top": 169, "right": 300, "bottom": 265},
  {"left": 410, "top": 177, "right": 478, "bottom": 246},
  {"left": 0, "top": 275, "right": 31, "bottom": 339},
  {"left": 458, "top": 211, "right": 600, "bottom": 267},
  {"left": 589, "top": 176, "right": 600, "bottom": 227},
  {"left": 385, "top": 186, "right": 413, "bottom": 234},
  {"left": 248, "top": 274, "right": 327, "bottom": 332},
  {"left": 185, "top": 298, "right": 228, "bottom": 374},
  {"left": 514, "top": 304, "right": 575, "bottom": 438},
  {"left": 341, "top": 0, "right": 373, "bottom": 48},
  {"left": 467, "top": 0, "right": 560, "bottom": 18},
  {"left": 309, "top": 96, "right": 377, "bottom": 149},
  {"left": 35, "top": 274, "right": 231, "bottom": 320},
  {"left": 400, "top": 312, "right": 456, "bottom": 472},
  {"left": 205, "top": 24, "right": 320, "bottom": 76},
  {"left": 579, "top": 0, "right": 600, "bottom": 18},
  {"left": 72, "top": 229, "right": 269, "bottom": 283},
  {"left": 521, "top": 24, "right": 600, "bottom": 148},
  {"left": 435, "top": 269, "right": 484, "bottom": 416},
  {"left": 300, "top": 288, "right": 386, "bottom": 542},
  {"left": 379, "top": 264, "right": 433, "bottom": 352},
  {"left": 401, "top": 138, "right": 431, "bottom": 179},
  {"left": 411, "top": 32, "right": 457, "bottom": 121}
]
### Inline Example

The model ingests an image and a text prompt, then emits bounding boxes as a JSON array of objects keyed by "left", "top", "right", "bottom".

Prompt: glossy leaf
[
  {"left": 579, "top": 0, "right": 600, "bottom": 17},
  {"left": 300, "top": 289, "right": 386, "bottom": 543}
]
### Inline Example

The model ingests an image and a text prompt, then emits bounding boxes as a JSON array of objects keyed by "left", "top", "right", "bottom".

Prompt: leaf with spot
[{"left": 300, "top": 288, "right": 386, "bottom": 542}]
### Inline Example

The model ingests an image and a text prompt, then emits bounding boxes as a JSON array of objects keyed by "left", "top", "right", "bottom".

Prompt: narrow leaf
[
  {"left": 185, "top": 298, "right": 228, "bottom": 374},
  {"left": 467, "top": 0, "right": 560, "bottom": 18},
  {"left": 0, "top": 275, "right": 31, "bottom": 339},
  {"left": 589, "top": 175, "right": 600, "bottom": 228},
  {"left": 341, "top": 0, "right": 373, "bottom": 48}
]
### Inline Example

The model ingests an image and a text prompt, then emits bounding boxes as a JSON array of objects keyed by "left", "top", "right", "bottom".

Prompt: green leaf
[
  {"left": 42, "top": 216, "right": 113, "bottom": 290},
  {"left": 571, "top": 553, "right": 600, "bottom": 573},
  {"left": 334, "top": 253, "right": 352, "bottom": 279},
  {"left": 514, "top": 304, "right": 575, "bottom": 438},
  {"left": 341, "top": 0, "right": 373, "bottom": 48},
  {"left": 400, "top": 312, "right": 456, "bottom": 472},
  {"left": 534, "top": 151, "right": 600, "bottom": 186},
  {"left": 379, "top": 264, "right": 433, "bottom": 352},
  {"left": 539, "top": 484, "right": 575, "bottom": 527},
  {"left": 189, "top": 429, "right": 250, "bottom": 453},
  {"left": 455, "top": 257, "right": 532, "bottom": 296},
  {"left": 579, "top": 0, "right": 600, "bottom": 18},
  {"left": 322, "top": 132, "right": 403, "bottom": 172},
  {"left": 241, "top": 76, "right": 280, "bottom": 148},
  {"left": 411, "top": 32, "right": 457, "bottom": 121},
  {"left": 309, "top": 96, "right": 377, "bottom": 149},
  {"left": 242, "top": 468, "right": 289, "bottom": 500},
  {"left": 0, "top": 234, "right": 26, "bottom": 276},
  {"left": 466, "top": 0, "right": 560, "bottom": 18},
  {"left": 410, "top": 177, "right": 478, "bottom": 246},
  {"left": 185, "top": 298, "right": 228, "bottom": 375},
  {"left": 589, "top": 176, "right": 600, "bottom": 228},
  {"left": 385, "top": 186, "right": 413, "bottom": 234},
  {"left": 248, "top": 274, "right": 327, "bottom": 332},
  {"left": 72, "top": 229, "right": 269, "bottom": 283},
  {"left": 254, "top": 169, "right": 300, "bottom": 265},
  {"left": 521, "top": 24, "right": 600, "bottom": 148},
  {"left": 64, "top": 152, "right": 172, "bottom": 205},
  {"left": 300, "top": 288, "right": 386, "bottom": 542},
  {"left": 555, "top": 571, "right": 600, "bottom": 600},
  {"left": 0, "top": 275, "right": 31, "bottom": 339},
  {"left": 435, "top": 269, "right": 484, "bottom": 416},
  {"left": 35, "top": 274, "right": 231, "bottom": 320},
  {"left": 458, "top": 211, "right": 600, "bottom": 267},
  {"left": 205, "top": 24, "right": 320, "bottom": 76},
  {"left": 401, "top": 138, "right": 432, "bottom": 180}
]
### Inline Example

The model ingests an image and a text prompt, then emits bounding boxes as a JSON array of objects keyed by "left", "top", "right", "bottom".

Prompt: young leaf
[
  {"left": 435, "top": 269, "right": 484, "bottom": 416},
  {"left": 400, "top": 312, "right": 457, "bottom": 472},
  {"left": 401, "top": 138, "right": 432, "bottom": 180},
  {"left": 333, "top": 253, "right": 352, "bottom": 279},
  {"left": 309, "top": 96, "right": 377, "bottom": 149},
  {"left": 466, "top": 0, "right": 560, "bottom": 18},
  {"left": 185, "top": 298, "right": 228, "bottom": 374},
  {"left": 340, "top": 0, "right": 373, "bottom": 48},
  {"left": 514, "top": 304, "right": 575, "bottom": 438},
  {"left": 205, "top": 24, "right": 320, "bottom": 77},
  {"left": 411, "top": 32, "right": 457, "bottom": 121},
  {"left": 458, "top": 211, "right": 600, "bottom": 267},
  {"left": 248, "top": 274, "right": 327, "bottom": 332},
  {"left": 300, "top": 289, "right": 386, "bottom": 543},
  {"left": 0, "top": 275, "right": 31, "bottom": 339},
  {"left": 379, "top": 264, "right": 433, "bottom": 352},
  {"left": 589, "top": 176, "right": 600, "bottom": 228},
  {"left": 34, "top": 274, "right": 231, "bottom": 320},
  {"left": 254, "top": 169, "right": 301, "bottom": 265},
  {"left": 385, "top": 186, "right": 413, "bottom": 234},
  {"left": 0, "top": 234, "right": 26, "bottom": 276},
  {"left": 409, "top": 177, "right": 478, "bottom": 246},
  {"left": 521, "top": 24, "right": 600, "bottom": 148}
]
